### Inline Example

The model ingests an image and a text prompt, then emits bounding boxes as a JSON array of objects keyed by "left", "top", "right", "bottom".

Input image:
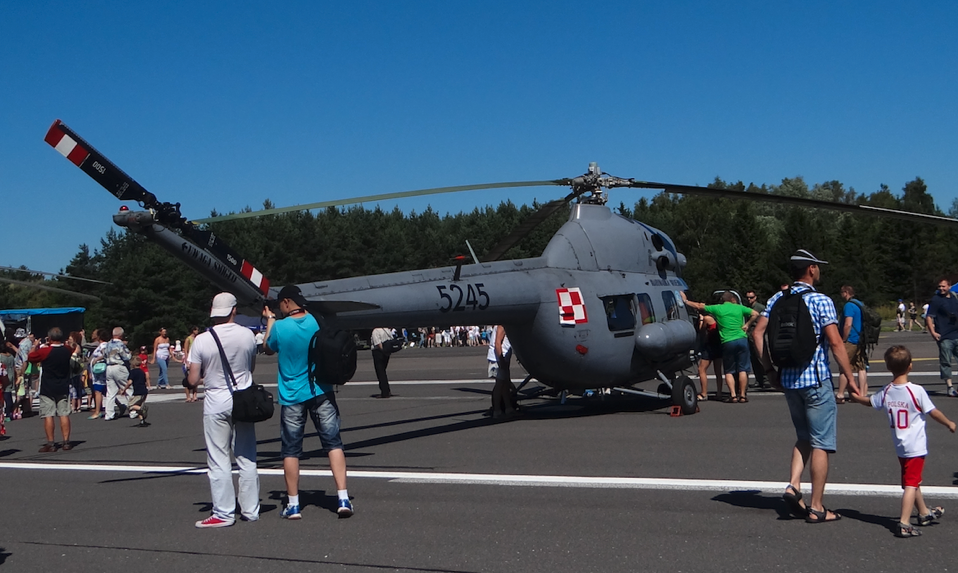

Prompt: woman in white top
[{"left": 151, "top": 328, "right": 172, "bottom": 389}]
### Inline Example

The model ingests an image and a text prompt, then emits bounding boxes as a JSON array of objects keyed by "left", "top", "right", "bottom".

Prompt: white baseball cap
[{"left": 210, "top": 292, "right": 237, "bottom": 318}]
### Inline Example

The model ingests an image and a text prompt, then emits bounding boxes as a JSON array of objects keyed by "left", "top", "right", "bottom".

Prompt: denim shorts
[
  {"left": 721, "top": 337, "right": 752, "bottom": 374},
  {"left": 784, "top": 382, "right": 837, "bottom": 452},
  {"left": 280, "top": 394, "right": 343, "bottom": 458}
]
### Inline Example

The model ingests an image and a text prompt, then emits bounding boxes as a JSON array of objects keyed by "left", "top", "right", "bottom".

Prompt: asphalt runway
[{"left": 2, "top": 331, "right": 958, "bottom": 572}]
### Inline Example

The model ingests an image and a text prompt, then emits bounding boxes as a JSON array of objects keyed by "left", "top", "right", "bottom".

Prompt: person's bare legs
[
  {"left": 43, "top": 417, "right": 55, "bottom": 443},
  {"left": 857, "top": 369, "right": 868, "bottom": 396},
  {"left": 789, "top": 440, "right": 810, "bottom": 491},
  {"left": 836, "top": 373, "right": 849, "bottom": 400},
  {"left": 713, "top": 360, "right": 724, "bottom": 395},
  {"left": 284, "top": 457, "right": 299, "bottom": 496},
  {"left": 900, "top": 487, "right": 918, "bottom": 524},
  {"left": 913, "top": 487, "right": 930, "bottom": 518},
  {"left": 697, "top": 358, "right": 711, "bottom": 396},
  {"left": 59, "top": 415, "right": 70, "bottom": 444},
  {"left": 807, "top": 448, "right": 838, "bottom": 519},
  {"left": 328, "top": 448, "right": 348, "bottom": 490},
  {"left": 737, "top": 371, "right": 748, "bottom": 400},
  {"left": 724, "top": 373, "right": 737, "bottom": 399}
]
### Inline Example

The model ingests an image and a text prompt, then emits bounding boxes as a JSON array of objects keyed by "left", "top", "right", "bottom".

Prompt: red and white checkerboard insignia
[
  {"left": 44, "top": 120, "right": 89, "bottom": 167},
  {"left": 240, "top": 260, "right": 270, "bottom": 295},
  {"left": 556, "top": 287, "right": 588, "bottom": 325}
]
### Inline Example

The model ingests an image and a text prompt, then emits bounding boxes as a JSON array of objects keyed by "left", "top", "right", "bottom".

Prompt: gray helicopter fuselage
[{"left": 296, "top": 203, "right": 696, "bottom": 391}]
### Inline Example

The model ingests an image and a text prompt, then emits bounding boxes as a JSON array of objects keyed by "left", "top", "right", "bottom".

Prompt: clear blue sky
[{"left": 4, "top": 1, "right": 957, "bottom": 274}]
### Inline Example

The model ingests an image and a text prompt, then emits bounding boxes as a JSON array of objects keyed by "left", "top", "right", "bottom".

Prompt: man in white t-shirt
[
  {"left": 486, "top": 326, "right": 499, "bottom": 378},
  {"left": 188, "top": 292, "right": 259, "bottom": 528},
  {"left": 851, "top": 345, "right": 956, "bottom": 537}
]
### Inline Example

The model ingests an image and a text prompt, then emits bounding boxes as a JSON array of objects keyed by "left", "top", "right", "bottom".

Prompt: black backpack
[
  {"left": 767, "top": 288, "right": 819, "bottom": 368},
  {"left": 307, "top": 329, "right": 357, "bottom": 386},
  {"left": 848, "top": 299, "right": 882, "bottom": 347}
]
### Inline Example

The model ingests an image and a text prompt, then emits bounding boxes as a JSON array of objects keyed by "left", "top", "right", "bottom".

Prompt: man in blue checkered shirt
[{"left": 753, "top": 249, "right": 857, "bottom": 524}]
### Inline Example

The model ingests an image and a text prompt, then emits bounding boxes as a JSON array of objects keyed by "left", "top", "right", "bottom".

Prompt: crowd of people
[
  {"left": 416, "top": 326, "right": 492, "bottom": 348},
  {"left": 0, "top": 324, "right": 207, "bottom": 431},
  {"left": 895, "top": 299, "right": 929, "bottom": 332},
  {"left": 684, "top": 249, "right": 957, "bottom": 538},
  {"left": 7, "top": 253, "right": 958, "bottom": 537}
]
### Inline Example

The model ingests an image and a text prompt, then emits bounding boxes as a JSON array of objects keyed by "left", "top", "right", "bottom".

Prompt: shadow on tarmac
[
  {"left": 713, "top": 491, "right": 900, "bottom": 534},
  {"left": 837, "top": 508, "right": 898, "bottom": 535},
  {"left": 267, "top": 489, "right": 338, "bottom": 515},
  {"left": 99, "top": 469, "right": 200, "bottom": 485},
  {"left": 517, "top": 396, "right": 672, "bottom": 419},
  {"left": 712, "top": 490, "right": 796, "bottom": 521}
]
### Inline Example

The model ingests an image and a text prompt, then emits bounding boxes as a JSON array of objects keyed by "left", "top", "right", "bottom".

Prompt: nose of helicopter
[{"left": 634, "top": 320, "right": 697, "bottom": 361}]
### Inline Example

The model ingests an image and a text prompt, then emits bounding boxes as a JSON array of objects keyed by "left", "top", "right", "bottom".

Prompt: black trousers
[{"left": 371, "top": 348, "right": 391, "bottom": 396}]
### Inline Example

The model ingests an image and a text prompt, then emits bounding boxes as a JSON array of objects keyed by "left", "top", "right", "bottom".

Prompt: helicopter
[
  {"left": 0, "top": 265, "right": 108, "bottom": 302},
  {"left": 43, "top": 119, "right": 958, "bottom": 416}
]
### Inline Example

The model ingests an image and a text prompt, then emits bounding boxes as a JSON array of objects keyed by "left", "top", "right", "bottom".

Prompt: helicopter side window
[
  {"left": 602, "top": 295, "right": 636, "bottom": 332},
  {"left": 636, "top": 293, "right": 655, "bottom": 325},
  {"left": 662, "top": 291, "right": 681, "bottom": 320}
]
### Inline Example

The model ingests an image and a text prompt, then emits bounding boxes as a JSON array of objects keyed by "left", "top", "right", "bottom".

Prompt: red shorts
[{"left": 899, "top": 456, "right": 925, "bottom": 489}]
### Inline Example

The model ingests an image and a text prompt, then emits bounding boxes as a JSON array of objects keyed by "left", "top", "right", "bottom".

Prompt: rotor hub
[{"left": 567, "top": 162, "right": 639, "bottom": 205}]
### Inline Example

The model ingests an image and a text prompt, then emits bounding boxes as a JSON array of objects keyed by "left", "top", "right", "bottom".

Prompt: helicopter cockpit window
[
  {"left": 662, "top": 291, "right": 681, "bottom": 320},
  {"left": 636, "top": 293, "right": 655, "bottom": 325},
  {"left": 601, "top": 295, "right": 636, "bottom": 332}
]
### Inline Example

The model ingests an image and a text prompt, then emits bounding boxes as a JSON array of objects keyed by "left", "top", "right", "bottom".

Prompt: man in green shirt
[{"left": 682, "top": 291, "right": 759, "bottom": 402}]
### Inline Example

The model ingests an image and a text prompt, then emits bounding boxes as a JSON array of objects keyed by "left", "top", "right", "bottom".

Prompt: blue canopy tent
[{"left": 0, "top": 307, "right": 85, "bottom": 340}]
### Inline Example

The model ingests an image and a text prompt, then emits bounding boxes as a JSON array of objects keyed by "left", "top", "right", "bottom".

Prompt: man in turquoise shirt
[
  {"left": 836, "top": 285, "right": 868, "bottom": 401},
  {"left": 263, "top": 284, "right": 353, "bottom": 520}
]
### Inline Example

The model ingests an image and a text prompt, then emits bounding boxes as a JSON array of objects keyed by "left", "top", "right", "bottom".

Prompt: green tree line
[{"left": 2, "top": 177, "right": 955, "bottom": 348}]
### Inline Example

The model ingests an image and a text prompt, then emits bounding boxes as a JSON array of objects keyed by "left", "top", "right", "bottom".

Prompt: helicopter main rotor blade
[
  {"left": 193, "top": 180, "right": 570, "bottom": 224},
  {"left": 0, "top": 278, "right": 101, "bottom": 301},
  {"left": 0, "top": 265, "right": 112, "bottom": 285},
  {"left": 625, "top": 181, "right": 958, "bottom": 227},
  {"left": 483, "top": 192, "right": 578, "bottom": 262}
]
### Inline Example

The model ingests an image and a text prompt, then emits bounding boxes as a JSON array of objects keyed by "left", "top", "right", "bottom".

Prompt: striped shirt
[{"left": 762, "top": 282, "right": 838, "bottom": 390}]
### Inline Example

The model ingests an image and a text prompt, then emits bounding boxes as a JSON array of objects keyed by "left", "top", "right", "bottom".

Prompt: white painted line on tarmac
[
  {"left": 2, "top": 461, "right": 956, "bottom": 499},
  {"left": 345, "top": 379, "right": 496, "bottom": 386}
]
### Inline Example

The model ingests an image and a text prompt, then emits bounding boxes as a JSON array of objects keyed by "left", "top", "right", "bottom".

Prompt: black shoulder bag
[{"left": 210, "top": 328, "right": 274, "bottom": 423}]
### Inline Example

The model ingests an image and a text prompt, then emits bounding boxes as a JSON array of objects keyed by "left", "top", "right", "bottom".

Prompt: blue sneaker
[
  {"left": 337, "top": 498, "right": 354, "bottom": 518},
  {"left": 281, "top": 504, "right": 301, "bottom": 520}
]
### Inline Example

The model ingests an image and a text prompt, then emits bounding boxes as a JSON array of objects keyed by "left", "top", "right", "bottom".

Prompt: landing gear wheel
[{"left": 672, "top": 375, "right": 697, "bottom": 415}]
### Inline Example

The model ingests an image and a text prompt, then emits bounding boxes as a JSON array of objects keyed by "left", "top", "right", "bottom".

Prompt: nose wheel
[{"left": 671, "top": 375, "right": 698, "bottom": 415}]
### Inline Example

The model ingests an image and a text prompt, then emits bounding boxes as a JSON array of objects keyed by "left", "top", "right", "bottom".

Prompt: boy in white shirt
[{"left": 851, "top": 345, "right": 956, "bottom": 537}]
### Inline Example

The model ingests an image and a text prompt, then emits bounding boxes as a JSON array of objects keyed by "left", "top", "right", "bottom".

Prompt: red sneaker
[{"left": 194, "top": 515, "right": 234, "bottom": 529}]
